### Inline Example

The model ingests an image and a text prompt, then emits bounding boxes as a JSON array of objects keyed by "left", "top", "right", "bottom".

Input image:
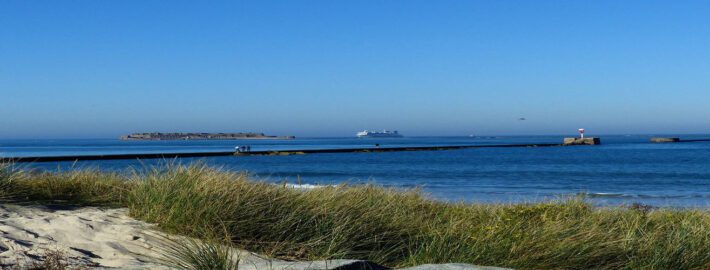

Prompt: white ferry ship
[{"left": 356, "top": 130, "right": 403, "bottom": 138}]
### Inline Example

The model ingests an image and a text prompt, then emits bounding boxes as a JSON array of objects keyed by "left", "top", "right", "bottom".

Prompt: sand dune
[{"left": 0, "top": 204, "right": 503, "bottom": 270}]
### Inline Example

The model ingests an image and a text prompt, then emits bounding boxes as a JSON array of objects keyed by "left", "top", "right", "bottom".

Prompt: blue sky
[{"left": 1, "top": 1, "right": 709, "bottom": 138}]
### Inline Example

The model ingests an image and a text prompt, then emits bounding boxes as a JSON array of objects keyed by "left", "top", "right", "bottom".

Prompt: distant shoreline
[{"left": 120, "top": 132, "right": 295, "bottom": 141}]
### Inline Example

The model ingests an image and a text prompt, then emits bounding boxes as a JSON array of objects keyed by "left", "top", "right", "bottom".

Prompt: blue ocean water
[{"left": 1, "top": 135, "right": 709, "bottom": 207}]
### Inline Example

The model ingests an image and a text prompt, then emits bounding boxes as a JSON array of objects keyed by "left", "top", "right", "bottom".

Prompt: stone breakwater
[
  {"left": 563, "top": 137, "right": 601, "bottom": 145},
  {"left": 121, "top": 132, "right": 295, "bottom": 140}
]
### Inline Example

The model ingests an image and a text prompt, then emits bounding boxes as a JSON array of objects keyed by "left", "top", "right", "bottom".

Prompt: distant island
[{"left": 120, "top": 132, "right": 295, "bottom": 140}]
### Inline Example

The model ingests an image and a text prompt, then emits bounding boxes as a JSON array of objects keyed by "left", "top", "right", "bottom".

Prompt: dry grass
[
  {"left": 6, "top": 249, "right": 90, "bottom": 270},
  {"left": 1, "top": 163, "right": 709, "bottom": 269}
]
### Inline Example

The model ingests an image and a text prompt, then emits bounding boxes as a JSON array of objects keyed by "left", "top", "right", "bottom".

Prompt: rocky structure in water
[
  {"left": 650, "top": 137, "right": 680, "bottom": 143},
  {"left": 563, "top": 137, "right": 601, "bottom": 145},
  {"left": 121, "top": 132, "right": 295, "bottom": 140}
]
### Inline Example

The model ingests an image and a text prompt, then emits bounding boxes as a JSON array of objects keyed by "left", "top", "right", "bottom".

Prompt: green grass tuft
[
  {"left": 0, "top": 163, "right": 22, "bottom": 202},
  {"left": 158, "top": 236, "right": 240, "bottom": 270}
]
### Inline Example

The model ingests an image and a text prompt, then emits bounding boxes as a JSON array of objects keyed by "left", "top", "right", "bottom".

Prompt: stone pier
[{"left": 563, "top": 137, "right": 601, "bottom": 145}]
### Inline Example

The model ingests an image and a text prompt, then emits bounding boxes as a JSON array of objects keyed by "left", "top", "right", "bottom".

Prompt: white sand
[{"left": 0, "top": 204, "right": 170, "bottom": 269}]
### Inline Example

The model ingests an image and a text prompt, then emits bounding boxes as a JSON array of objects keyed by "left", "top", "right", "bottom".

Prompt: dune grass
[
  {"left": 0, "top": 164, "right": 130, "bottom": 206},
  {"left": 157, "top": 237, "right": 240, "bottom": 270},
  {"left": 1, "top": 163, "right": 709, "bottom": 269}
]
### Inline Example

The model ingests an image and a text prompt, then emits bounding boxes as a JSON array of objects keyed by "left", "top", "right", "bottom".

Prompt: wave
[{"left": 284, "top": 183, "right": 328, "bottom": 189}]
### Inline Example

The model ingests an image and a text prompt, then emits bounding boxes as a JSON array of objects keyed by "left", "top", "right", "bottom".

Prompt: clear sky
[{"left": 2, "top": 1, "right": 709, "bottom": 138}]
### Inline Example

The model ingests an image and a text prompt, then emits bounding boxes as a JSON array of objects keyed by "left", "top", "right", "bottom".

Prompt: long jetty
[
  {"left": 2, "top": 142, "right": 562, "bottom": 163},
  {"left": 681, "top": 139, "right": 710, "bottom": 142}
]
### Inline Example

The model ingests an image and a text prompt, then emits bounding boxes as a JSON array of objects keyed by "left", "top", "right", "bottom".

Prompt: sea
[{"left": 1, "top": 135, "right": 709, "bottom": 208}]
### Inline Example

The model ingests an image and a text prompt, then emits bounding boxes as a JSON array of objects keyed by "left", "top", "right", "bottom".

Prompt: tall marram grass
[
  {"left": 1, "top": 163, "right": 709, "bottom": 269},
  {"left": 0, "top": 164, "right": 130, "bottom": 206}
]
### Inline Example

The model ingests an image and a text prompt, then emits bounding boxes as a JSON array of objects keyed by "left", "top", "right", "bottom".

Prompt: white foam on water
[{"left": 285, "top": 183, "right": 327, "bottom": 189}]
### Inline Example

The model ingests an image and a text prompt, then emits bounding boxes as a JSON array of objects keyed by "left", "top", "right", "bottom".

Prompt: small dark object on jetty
[{"left": 650, "top": 137, "right": 680, "bottom": 143}]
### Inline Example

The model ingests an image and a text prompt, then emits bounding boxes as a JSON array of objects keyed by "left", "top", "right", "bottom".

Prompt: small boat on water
[{"left": 356, "top": 130, "right": 403, "bottom": 138}]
